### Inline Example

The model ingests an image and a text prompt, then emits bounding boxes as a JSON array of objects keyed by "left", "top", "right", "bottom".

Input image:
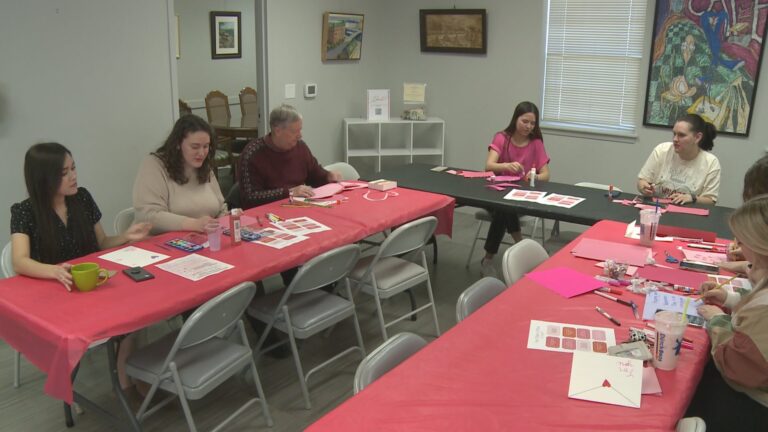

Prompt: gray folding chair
[
  {"left": 348, "top": 216, "right": 441, "bottom": 341},
  {"left": 113, "top": 207, "right": 135, "bottom": 235},
  {"left": 323, "top": 161, "right": 360, "bottom": 180},
  {"left": 456, "top": 277, "right": 507, "bottom": 322},
  {"left": 125, "top": 281, "right": 273, "bottom": 431},
  {"left": 1, "top": 241, "right": 22, "bottom": 389},
  {"left": 501, "top": 238, "right": 549, "bottom": 285},
  {"left": 247, "top": 244, "right": 365, "bottom": 410},
  {"left": 353, "top": 332, "right": 427, "bottom": 394}
]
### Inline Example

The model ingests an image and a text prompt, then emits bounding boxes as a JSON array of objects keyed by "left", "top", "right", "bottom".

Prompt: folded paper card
[
  {"left": 311, "top": 183, "right": 343, "bottom": 198},
  {"left": 642, "top": 366, "right": 662, "bottom": 395},
  {"left": 571, "top": 238, "right": 651, "bottom": 267},
  {"left": 458, "top": 170, "right": 494, "bottom": 178},
  {"left": 525, "top": 267, "right": 605, "bottom": 298},
  {"left": 338, "top": 180, "right": 368, "bottom": 190},
  {"left": 568, "top": 351, "right": 642, "bottom": 409},
  {"left": 488, "top": 175, "right": 522, "bottom": 182},
  {"left": 99, "top": 246, "right": 169, "bottom": 268},
  {"left": 636, "top": 266, "right": 708, "bottom": 289}
]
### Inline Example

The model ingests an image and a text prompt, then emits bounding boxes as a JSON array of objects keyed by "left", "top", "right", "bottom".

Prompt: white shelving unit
[{"left": 343, "top": 117, "right": 444, "bottom": 177}]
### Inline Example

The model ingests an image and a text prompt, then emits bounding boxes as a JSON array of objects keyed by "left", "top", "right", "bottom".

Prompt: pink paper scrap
[
  {"left": 459, "top": 170, "right": 495, "bottom": 178},
  {"left": 681, "top": 248, "right": 727, "bottom": 265},
  {"left": 485, "top": 185, "right": 508, "bottom": 191},
  {"left": 666, "top": 205, "right": 710, "bottom": 216},
  {"left": 525, "top": 267, "right": 605, "bottom": 298},
  {"left": 642, "top": 367, "right": 662, "bottom": 395},
  {"left": 488, "top": 175, "right": 522, "bottom": 182},
  {"left": 446, "top": 170, "right": 458, "bottom": 175},
  {"left": 571, "top": 238, "right": 651, "bottom": 267}
]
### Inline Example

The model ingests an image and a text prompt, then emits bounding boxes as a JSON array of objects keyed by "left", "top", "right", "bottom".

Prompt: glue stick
[
  {"left": 230, "top": 209, "right": 242, "bottom": 246},
  {"left": 529, "top": 167, "right": 536, "bottom": 187}
]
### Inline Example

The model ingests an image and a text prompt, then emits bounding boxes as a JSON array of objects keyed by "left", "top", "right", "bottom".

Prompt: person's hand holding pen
[
  {"left": 289, "top": 185, "right": 314, "bottom": 198},
  {"left": 638, "top": 179, "right": 655, "bottom": 196},
  {"left": 698, "top": 281, "right": 727, "bottom": 306}
]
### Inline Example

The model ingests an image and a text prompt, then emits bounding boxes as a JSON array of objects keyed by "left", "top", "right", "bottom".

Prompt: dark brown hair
[
  {"left": 677, "top": 113, "right": 717, "bottom": 151},
  {"left": 503, "top": 101, "right": 543, "bottom": 140},
  {"left": 23, "top": 143, "right": 94, "bottom": 263},
  {"left": 153, "top": 114, "right": 216, "bottom": 185}
]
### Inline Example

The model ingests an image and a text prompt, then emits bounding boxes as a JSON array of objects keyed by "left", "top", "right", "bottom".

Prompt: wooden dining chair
[
  {"left": 238, "top": 86, "right": 258, "bottom": 118},
  {"left": 178, "top": 99, "right": 192, "bottom": 116},
  {"left": 204, "top": 90, "right": 236, "bottom": 179}
]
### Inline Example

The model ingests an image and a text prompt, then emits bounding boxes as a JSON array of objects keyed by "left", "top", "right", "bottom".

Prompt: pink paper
[
  {"left": 666, "top": 205, "right": 710, "bottom": 216},
  {"left": 571, "top": 238, "right": 651, "bottom": 267},
  {"left": 489, "top": 175, "right": 522, "bottom": 182},
  {"left": 312, "top": 183, "right": 344, "bottom": 198},
  {"left": 485, "top": 185, "right": 507, "bottom": 191},
  {"left": 446, "top": 170, "right": 458, "bottom": 175},
  {"left": 636, "top": 266, "right": 708, "bottom": 289},
  {"left": 525, "top": 267, "right": 605, "bottom": 298},
  {"left": 642, "top": 367, "right": 662, "bottom": 395},
  {"left": 681, "top": 249, "right": 727, "bottom": 264},
  {"left": 459, "top": 170, "right": 494, "bottom": 178}
]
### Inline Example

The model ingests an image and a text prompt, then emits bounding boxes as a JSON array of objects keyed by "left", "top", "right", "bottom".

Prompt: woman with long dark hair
[
  {"left": 480, "top": 101, "right": 551, "bottom": 276},
  {"left": 11, "top": 142, "right": 150, "bottom": 290}
]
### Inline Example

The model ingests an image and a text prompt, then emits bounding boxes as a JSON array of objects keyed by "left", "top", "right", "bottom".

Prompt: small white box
[{"left": 368, "top": 179, "right": 397, "bottom": 191}]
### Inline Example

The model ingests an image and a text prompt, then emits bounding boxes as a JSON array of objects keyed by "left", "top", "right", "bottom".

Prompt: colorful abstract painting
[{"left": 643, "top": 0, "right": 768, "bottom": 136}]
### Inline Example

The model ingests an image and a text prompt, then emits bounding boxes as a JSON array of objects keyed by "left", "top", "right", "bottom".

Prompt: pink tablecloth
[
  {"left": 0, "top": 186, "right": 453, "bottom": 403},
  {"left": 308, "top": 220, "right": 711, "bottom": 432}
]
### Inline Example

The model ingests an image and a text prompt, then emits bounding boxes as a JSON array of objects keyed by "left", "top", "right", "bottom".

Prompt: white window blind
[{"left": 543, "top": 0, "right": 648, "bottom": 135}]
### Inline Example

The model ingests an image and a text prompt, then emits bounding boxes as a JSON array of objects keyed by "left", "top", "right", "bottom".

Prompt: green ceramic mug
[{"left": 71, "top": 262, "right": 109, "bottom": 292}]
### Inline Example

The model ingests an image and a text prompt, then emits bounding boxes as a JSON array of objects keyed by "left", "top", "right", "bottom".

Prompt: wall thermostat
[{"left": 304, "top": 83, "right": 317, "bottom": 98}]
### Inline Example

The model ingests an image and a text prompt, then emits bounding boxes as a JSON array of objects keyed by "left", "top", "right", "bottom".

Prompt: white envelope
[{"left": 568, "top": 351, "right": 643, "bottom": 409}]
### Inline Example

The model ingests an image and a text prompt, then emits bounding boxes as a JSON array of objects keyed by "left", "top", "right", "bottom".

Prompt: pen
[
  {"left": 630, "top": 300, "right": 640, "bottom": 319},
  {"left": 597, "top": 286, "right": 623, "bottom": 295},
  {"left": 687, "top": 244, "right": 726, "bottom": 252},
  {"left": 596, "top": 306, "right": 621, "bottom": 326},
  {"left": 593, "top": 290, "right": 634, "bottom": 308},
  {"left": 713, "top": 275, "right": 738, "bottom": 291},
  {"left": 256, "top": 215, "right": 263, "bottom": 226}
]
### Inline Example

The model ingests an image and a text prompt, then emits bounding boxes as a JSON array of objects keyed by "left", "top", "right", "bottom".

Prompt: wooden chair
[
  {"left": 238, "top": 86, "right": 258, "bottom": 118},
  {"left": 204, "top": 90, "right": 236, "bottom": 179},
  {"left": 178, "top": 99, "right": 192, "bottom": 116}
]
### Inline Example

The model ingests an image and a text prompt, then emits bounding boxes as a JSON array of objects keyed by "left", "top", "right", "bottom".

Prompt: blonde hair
[{"left": 729, "top": 194, "right": 768, "bottom": 257}]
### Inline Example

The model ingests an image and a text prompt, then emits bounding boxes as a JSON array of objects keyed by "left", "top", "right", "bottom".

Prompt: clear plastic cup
[
  {"left": 206, "top": 221, "right": 222, "bottom": 252},
  {"left": 653, "top": 310, "right": 687, "bottom": 370},
  {"left": 639, "top": 209, "right": 661, "bottom": 246}
]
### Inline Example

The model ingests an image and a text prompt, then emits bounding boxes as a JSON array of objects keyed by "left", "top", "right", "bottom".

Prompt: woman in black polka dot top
[{"left": 10, "top": 142, "right": 151, "bottom": 291}]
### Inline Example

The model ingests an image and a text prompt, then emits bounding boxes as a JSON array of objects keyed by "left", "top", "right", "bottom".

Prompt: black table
[{"left": 376, "top": 163, "right": 734, "bottom": 239}]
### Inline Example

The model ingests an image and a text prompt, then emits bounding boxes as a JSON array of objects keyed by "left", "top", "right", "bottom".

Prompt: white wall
[
  {"left": 264, "top": 0, "right": 768, "bottom": 209},
  {"left": 0, "top": 0, "right": 176, "bottom": 245},
  {"left": 174, "top": 0, "right": 258, "bottom": 114}
]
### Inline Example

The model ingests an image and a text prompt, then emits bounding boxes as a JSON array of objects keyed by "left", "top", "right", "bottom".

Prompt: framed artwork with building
[
  {"left": 322, "top": 12, "right": 364, "bottom": 61},
  {"left": 210, "top": 11, "right": 241, "bottom": 59},
  {"left": 643, "top": 0, "right": 768, "bottom": 136},
  {"left": 420, "top": 9, "right": 487, "bottom": 54}
]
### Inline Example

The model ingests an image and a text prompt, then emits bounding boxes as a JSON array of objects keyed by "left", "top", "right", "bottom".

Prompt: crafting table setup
[
  {"left": 308, "top": 163, "right": 738, "bottom": 431},
  {"left": 0, "top": 184, "right": 454, "bottom": 431}
]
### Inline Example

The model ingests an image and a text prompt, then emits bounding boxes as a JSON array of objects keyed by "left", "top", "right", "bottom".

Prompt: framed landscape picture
[
  {"left": 420, "top": 9, "right": 487, "bottom": 54},
  {"left": 322, "top": 12, "right": 364, "bottom": 61},
  {"left": 210, "top": 11, "right": 241, "bottom": 59},
  {"left": 643, "top": 0, "right": 768, "bottom": 136}
]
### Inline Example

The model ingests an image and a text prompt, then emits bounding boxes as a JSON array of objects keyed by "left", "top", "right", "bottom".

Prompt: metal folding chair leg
[
  {"left": 13, "top": 350, "right": 20, "bottom": 388},
  {"left": 464, "top": 220, "right": 484, "bottom": 268}
]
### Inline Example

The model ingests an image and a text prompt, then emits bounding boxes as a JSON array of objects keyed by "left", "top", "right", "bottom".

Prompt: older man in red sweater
[{"left": 238, "top": 104, "right": 341, "bottom": 209}]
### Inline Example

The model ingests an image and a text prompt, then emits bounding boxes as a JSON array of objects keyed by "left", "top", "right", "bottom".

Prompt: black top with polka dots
[{"left": 10, "top": 187, "right": 102, "bottom": 264}]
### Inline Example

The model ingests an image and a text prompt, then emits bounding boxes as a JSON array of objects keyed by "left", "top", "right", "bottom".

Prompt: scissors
[{"left": 664, "top": 250, "right": 680, "bottom": 264}]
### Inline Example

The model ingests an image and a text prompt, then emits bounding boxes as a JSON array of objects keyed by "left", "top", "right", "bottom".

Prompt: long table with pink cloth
[
  {"left": 0, "top": 186, "right": 454, "bottom": 428},
  {"left": 309, "top": 220, "right": 712, "bottom": 432}
]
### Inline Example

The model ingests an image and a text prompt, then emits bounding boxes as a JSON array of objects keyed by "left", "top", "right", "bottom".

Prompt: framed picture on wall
[
  {"left": 643, "top": 0, "right": 768, "bottom": 136},
  {"left": 419, "top": 9, "right": 487, "bottom": 54},
  {"left": 321, "top": 12, "right": 364, "bottom": 61},
  {"left": 210, "top": 11, "right": 241, "bottom": 59}
]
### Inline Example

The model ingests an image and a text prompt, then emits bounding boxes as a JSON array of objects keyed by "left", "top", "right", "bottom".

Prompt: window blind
[{"left": 543, "top": 0, "right": 648, "bottom": 134}]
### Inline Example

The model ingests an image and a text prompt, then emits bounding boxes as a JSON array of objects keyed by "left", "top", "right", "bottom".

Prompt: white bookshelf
[{"left": 343, "top": 117, "right": 445, "bottom": 177}]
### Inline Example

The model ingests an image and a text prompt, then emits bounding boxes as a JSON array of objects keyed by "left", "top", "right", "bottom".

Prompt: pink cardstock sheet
[
  {"left": 459, "top": 170, "right": 495, "bottom": 178},
  {"left": 525, "top": 267, "right": 605, "bottom": 298},
  {"left": 571, "top": 238, "right": 651, "bottom": 267},
  {"left": 666, "top": 205, "right": 710, "bottom": 216},
  {"left": 489, "top": 175, "right": 523, "bottom": 182}
]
